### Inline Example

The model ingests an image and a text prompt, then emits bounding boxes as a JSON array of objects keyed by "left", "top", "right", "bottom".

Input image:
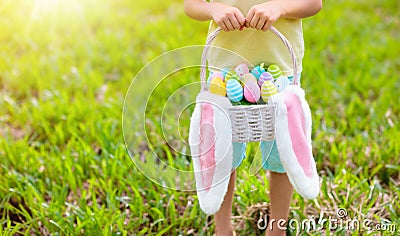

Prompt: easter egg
[
  {"left": 207, "top": 71, "right": 224, "bottom": 87},
  {"left": 226, "top": 79, "right": 243, "bottom": 102},
  {"left": 211, "top": 71, "right": 224, "bottom": 80},
  {"left": 234, "top": 63, "right": 249, "bottom": 78},
  {"left": 258, "top": 72, "right": 274, "bottom": 87},
  {"left": 275, "top": 76, "right": 291, "bottom": 92},
  {"left": 243, "top": 73, "right": 257, "bottom": 83},
  {"left": 250, "top": 63, "right": 265, "bottom": 79},
  {"left": 261, "top": 81, "right": 278, "bottom": 102},
  {"left": 243, "top": 80, "right": 260, "bottom": 103},
  {"left": 209, "top": 77, "right": 226, "bottom": 96},
  {"left": 267, "top": 64, "right": 282, "bottom": 79}
]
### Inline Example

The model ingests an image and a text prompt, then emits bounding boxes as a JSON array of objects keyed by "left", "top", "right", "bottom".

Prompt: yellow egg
[
  {"left": 261, "top": 81, "right": 278, "bottom": 102},
  {"left": 209, "top": 77, "right": 226, "bottom": 96}
]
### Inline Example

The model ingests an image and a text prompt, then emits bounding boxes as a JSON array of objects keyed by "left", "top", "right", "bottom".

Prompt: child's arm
[
  {"left": 184, "top": 0, "right": 246, "bottom": 32},
  {"left": 246, "top": 0, "right": 322, "bottom": 31}
]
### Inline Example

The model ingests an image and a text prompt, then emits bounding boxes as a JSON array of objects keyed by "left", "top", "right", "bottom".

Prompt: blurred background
[{"left": 0, "top": 0, "right": 399, "bottom": 235}]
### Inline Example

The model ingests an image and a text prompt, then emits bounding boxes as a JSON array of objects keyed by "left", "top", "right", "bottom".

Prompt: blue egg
[
  {"left": 226, "top": 79, "right": 243, "bottom": 102},
  {"left": 250, "top": 64, "right": 266, "bottom": 79}
]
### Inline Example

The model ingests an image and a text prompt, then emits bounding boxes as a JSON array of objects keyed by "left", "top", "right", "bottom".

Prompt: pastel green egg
[
  {"left": 267, "top": 64, "right": 282, "bottom": 79},
  {"left": 261, "top": 80, "right": 278, "bottom": 102}
]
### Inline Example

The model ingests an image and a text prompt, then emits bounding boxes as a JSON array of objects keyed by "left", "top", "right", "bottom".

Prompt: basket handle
[{"left": 200, "top": 26, "right": 299, "bottom": 92}]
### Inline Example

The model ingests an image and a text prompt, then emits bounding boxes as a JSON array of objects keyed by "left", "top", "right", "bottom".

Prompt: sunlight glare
[{"left": 34, "top": 0, "right": 61, "bottom": 12}]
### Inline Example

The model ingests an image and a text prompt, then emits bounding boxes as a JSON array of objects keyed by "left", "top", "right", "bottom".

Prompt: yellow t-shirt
[{"left": 207, "top": 0, "right": 304, "bottom": 76}]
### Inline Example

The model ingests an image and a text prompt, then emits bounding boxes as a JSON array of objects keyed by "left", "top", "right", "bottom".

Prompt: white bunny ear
[
  {"left": 189, "top": 92, "right": 233, "bottom": 214},
  {"left": 272, "top": 86, "right": 320, "bottom": 199}
]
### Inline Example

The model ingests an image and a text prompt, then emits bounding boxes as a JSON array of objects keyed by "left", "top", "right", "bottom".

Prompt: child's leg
[
  {"left": 266, "top": 172, "right": 293, "bottom": 236},
  {"left": 260, "top": 141, "right": 293, "bottom": 235},
  {"left": 214, "top": 170, "right": 236, "bottom": 236}
]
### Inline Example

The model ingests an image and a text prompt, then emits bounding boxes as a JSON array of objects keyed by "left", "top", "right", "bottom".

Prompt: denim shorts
[{"left": 231, "top": 74, "right": 301, "bottom": 173}]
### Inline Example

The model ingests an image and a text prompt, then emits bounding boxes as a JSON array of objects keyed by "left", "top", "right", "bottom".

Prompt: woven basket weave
[{"left": 200, "top": 26, "right": 299, "bottom": 143}]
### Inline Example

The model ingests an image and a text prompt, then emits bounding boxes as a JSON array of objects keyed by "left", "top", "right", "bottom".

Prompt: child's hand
[
  {"left": 245, "top": 1, "right": 283, "bottom": 31},
  {"left": 210, "top": 2, "right": 246, "bottom": 32}
]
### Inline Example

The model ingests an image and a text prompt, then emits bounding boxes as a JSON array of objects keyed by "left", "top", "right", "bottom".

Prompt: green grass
[{"left": 1, "top": 0, "right": 399, "bottom": 235}]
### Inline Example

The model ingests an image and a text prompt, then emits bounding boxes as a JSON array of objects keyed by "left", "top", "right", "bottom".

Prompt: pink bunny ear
[
  {"left": 285, "top": 91, "right": 313, "bottom": 177},
  {"left": 199, "top": 102, "right": 216, "bottom": 191},
  {"left": 272, "top": 86, "right": 320, "bottom": 199},
  {"left": 189, "top": 92, "right": 233, "bottom": 215}
]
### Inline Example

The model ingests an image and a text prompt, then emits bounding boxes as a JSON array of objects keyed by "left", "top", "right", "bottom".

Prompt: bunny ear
[
  {"left": 189, "top": 92, "right": 233, "bottom": 215},
  {"left": 272, "top": 86, "right": 320, "bottom": 199}
]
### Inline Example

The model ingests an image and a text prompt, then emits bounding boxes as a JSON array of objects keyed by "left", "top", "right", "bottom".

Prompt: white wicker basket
[{"left": 200, "top": 26, "right": 300, "bottom": 143}]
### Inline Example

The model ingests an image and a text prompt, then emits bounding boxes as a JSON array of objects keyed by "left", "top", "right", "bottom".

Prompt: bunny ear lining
[
  {"left": 272, "top": 85, "right": 320, "bottom": 199},
  {"left": 189, "top": 92, "right": 233, "bottom": 215}
]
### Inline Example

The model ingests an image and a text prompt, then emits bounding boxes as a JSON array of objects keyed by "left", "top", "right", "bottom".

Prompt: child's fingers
[
  {"left": 223, "top": 18, "right": 235, "bottom": 31},
  {"left": 256, "top": 19, "right": 265, "bottom": 30},
  {"left": 261, "top": 20, "right": 272, "bottom": 31},
  {"left": 247, "top": 7, "right": 262, "bottom": 29},
  {"left": 240, "top": 19, "right": 247, "bottom": 31},
  {"left": 245, "top": 7, "right": 255, "bottom": 25},
  {"left": 234, "top": 10, "right": 246, "bottom": 27},
  {"left": 229, "top": 17, "right": 241, "bottom": 30},
  {"left": 225, "top": 9, "right": 243, "bottom": 31},
  {"left": 229, "top": 8, "right": 246, "bottom": 30},
  {"left": 213, "top": 17, "right": 227, "bottom": 31},
  {"left": 249, "top": 15, "right": 260, "bottom": 28},
  {"left": 218, "top": 21, "right": 229, "bottom": 31},
  {"left": 212, "top": 6, "right": 246, "bottom": 31}
]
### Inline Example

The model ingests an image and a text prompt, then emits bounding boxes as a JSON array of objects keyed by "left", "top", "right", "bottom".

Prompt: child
[{"left": 184, "top": 0, "right": 322, "bottom": 235}]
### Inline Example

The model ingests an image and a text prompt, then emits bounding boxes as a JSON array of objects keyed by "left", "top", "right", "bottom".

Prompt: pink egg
[
  {"left": 211, "top": 71, "right": 224, "bottom": 80},
  {"left": 210, "top": 71, "right": 225, "bottom": 81},
  {"left": 243, "top": 80, "right": 260, "bottom": 103}
]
